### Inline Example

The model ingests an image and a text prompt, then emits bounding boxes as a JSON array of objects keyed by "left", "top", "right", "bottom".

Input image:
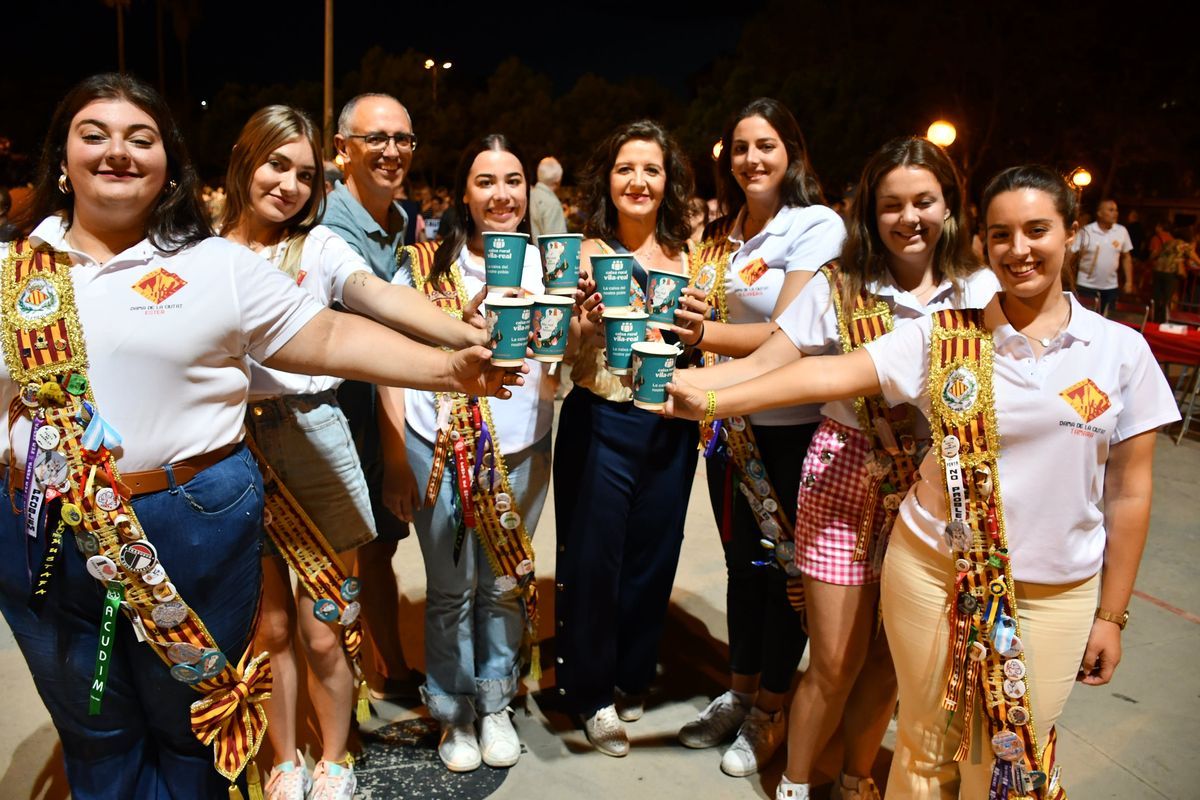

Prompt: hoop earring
[{"left": 57, "top": 172, "right": 72, "bottom": 195}]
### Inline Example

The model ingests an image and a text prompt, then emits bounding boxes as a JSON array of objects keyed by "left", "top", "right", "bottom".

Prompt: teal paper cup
[
  {"left": 483, "top": 231, "right": 529, "bottom": 291},
  {"left": 530, "top": 295, "right": 574, "bottom": 363},
  {"left": 631, "top": 341, "right": 680, "bottom": 411},
  {"left": 485, "top": 296, "right": 533, "bottom": 367},
  {"left": 590, "top": 254, "right": 634, "bottom": 310},
  {"left": 646, "top": 268, "right": 687, "bottom": 330},
  {"left": 538, "top": 234, "right": 584, "bottom": 295},
  {"left": 602, "top": 309, "right": 648, "bottom": 375}
]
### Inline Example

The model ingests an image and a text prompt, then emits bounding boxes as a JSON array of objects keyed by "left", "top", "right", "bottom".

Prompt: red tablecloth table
[{"left": 1141, "top": 323, "right": 1200, "bottom": 366}]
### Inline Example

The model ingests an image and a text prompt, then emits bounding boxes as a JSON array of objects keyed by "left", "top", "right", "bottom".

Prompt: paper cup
[
  {"left": 485, "top": 296, "right": 533, "bottom": 366},
  {"left": 602, "top": 309, "right": 648, "bottom": 375},
  {"left": 530, "top": 295, "right": 574, "bottom": 363},
  {"left": 483, "top": 232, "right": 529, "bottom": 291},
  {"left": 631, "top": 341, "right": 680, "bottom": 411},
  {"left": 646, "top": 268, "right": 687, "bottom": 330},
  {"left": 590, "top": 254, "right": 634, "bottom": 310},
  {"left": 538, "top": 234, "right": 584, "bottom": 295}
]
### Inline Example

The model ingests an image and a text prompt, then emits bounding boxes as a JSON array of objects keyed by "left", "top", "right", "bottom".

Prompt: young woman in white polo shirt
[
  {"left": 220, "top": 106, "right": 492, "bottom": 800},
  {"left": 379, "top": 134, "right": 555, "bottom": 773},
  {"left": 0, "top": 74, "right": 519, "bottom": 800},
  {"left": 675, "top": 137, "right": 998, "bottom": 799},
  {"left": 666, "top": 164, "right": 1177, "bottom": 800},
  {"left": 675, "top": 97, "right": 845, "bottom": 779}
]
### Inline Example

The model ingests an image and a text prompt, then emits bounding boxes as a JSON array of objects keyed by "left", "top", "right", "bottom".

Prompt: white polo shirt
[
  {"left": 394, "top": 243, "right": 553, "bottom": 454},
  {"left": 864, "top": 293, "right": 1179, "bottom": 584},
  {"left": 722, "top": 204, "right": 845, "bottom": 426},
  {"left": 777, "top": 266, "right": 1000, "bottom": 433},
  {"left": 1072, "top": 221, "right": 1133, "bottom": 291},
  {"left": 248, "top": 225, "right": 369, "bottom": 400},
  {"left": 1, "top": 216, "right": 323, "bottom": 471}
]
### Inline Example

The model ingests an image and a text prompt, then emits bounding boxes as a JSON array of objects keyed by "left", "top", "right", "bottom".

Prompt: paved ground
[{"left": 3, "top": 419, "right": 1198, "bottom": 799}]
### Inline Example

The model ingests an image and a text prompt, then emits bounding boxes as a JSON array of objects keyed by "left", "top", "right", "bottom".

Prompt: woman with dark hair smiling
[
  {"left": 675, "top": 97, "right": 845, "bottom": 779},
  {"left": 0, "top": 73, "right": 517, "bottom": 800},
  {"left": 553, "top": 119, "right": 707, "bottom": 757},
  {"left": 379, "top": 134, "right": 555, "bottom": 774}
]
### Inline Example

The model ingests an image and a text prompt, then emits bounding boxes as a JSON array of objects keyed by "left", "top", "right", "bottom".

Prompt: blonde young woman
[
  {"left": 672, "top": 137, "right": 999, "bottom": 799},
  {"left": 666, "top": 164, "right": 1176, "bottom": 800},
  {"left": 220, "top": 106, "right": 489, "bottom": 800}
]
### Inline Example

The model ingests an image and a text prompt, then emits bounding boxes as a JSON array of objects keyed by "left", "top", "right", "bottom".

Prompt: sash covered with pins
[
  {"left": 402, "top": 242, "right": 541, "bottom": 677},
  {"left": 1, "top": 241, "right": 268, "bottom": 795},
  {"left": 822, "top": 264, "right": 924, "bottom": 570},
  {"left": 929, "top": 309, "right": 1064, "bottom": 799},
  {"left": 690, "top": 217, "right": 803, "bottom": 610},
  {"left": 250, "top": 232, "right": 369, "bottom": 725}
]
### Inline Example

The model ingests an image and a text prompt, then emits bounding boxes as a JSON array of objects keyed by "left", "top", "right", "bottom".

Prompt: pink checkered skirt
[{"left": 794, "top": 418, "right": 886, "bottom": 586}]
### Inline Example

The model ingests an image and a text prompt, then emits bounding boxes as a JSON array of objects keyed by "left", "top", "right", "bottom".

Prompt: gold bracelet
[
  {"left": 1094, "top": 607, "right": 1129, "bottom": 630},
  {"left": 703, "top": 390, "right": 718, "bottom": 424}
]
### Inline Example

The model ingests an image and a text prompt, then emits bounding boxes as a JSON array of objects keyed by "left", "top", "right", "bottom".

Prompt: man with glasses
[{"left": 323, "top": 93, "right": 425, "bottom": 704}]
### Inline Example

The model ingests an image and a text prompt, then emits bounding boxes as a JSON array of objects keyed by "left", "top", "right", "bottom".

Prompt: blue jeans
[
  {"left": 0, "top": 445, "right": 263, "bottom": 800},
  {"left": 406, "top": 426, "right": 552, "bottom": 724}
]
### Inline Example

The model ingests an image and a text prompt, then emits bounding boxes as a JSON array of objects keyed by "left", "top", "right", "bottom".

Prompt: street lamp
[
  {"left": 1068, "top": 167, "right": 1092, "bottom": 189},
  {"left": 926, "top": 120, "right": 957, "bottom": 148},
  {"left": 712, "top": 140, "right": 723, "bottom": 161},
  {"left": 424, "top": 58, "right": 453, "bottom": 105}
]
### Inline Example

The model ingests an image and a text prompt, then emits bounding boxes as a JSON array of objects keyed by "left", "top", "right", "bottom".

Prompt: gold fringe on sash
[{"left": 929, "top": 309, "right": 1065, "bottom": 799}]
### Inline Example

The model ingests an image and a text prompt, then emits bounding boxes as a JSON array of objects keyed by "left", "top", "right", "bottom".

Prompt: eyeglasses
[{"left": 346, "top": 132, "right": 418, "bottom": 152}]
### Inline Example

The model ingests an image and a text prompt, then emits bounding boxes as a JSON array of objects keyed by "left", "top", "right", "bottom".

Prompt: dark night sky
[{"left": 5, "top": 2, "right": 759, "bottom": 111}]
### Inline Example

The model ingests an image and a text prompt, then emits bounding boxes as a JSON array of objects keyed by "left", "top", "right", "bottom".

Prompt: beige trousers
[{"left": 880, "top": 520, "right": 1099, "bottom": 799}]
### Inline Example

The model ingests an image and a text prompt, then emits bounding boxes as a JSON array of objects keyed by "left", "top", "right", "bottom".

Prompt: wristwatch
[{"left": 1095, "top": 607, "right": 1129, "bottom": 630}]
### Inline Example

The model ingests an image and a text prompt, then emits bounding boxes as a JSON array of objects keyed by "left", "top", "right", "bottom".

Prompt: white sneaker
[
  {"left": 678, "top": 690, "right": 750, "bottom": 749},
  {"left": 614, "top": 688, "right": 646, "bottom": 722},
  {"left": 479, "top": 709, "right": 521, "bottom": 768},
  {"left": 720, "top": 706, "right": 785, "bottom": 777},
  {"left": 438, "top": 721, "right": 482, "bottom": 772},
  {"left": 776, "top": 776, "right": 811, "bottom": 800},
  {"left": 309, "top": 758, "right": 356, "bottom": 800},
  {"left": 834, "top": 773, "right": 881, "bottom": 800},
  {"left": 584, "top": 704, "right": 630, "bottom": 757},
  {"left": 263, "top": 752, "right": 311, "bottom": 800}
]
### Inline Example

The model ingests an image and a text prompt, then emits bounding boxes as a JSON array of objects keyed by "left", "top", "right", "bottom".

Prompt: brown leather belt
[{"left": 11, "top": 442, "right": 240, "bottom": 498}]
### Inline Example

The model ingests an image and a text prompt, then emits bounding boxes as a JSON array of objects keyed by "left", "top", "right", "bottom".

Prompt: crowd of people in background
[{"left": 0, "top": 71, "right": 1185, "bottom": 800}]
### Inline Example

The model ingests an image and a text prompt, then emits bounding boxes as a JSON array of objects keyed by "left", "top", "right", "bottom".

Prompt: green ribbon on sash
[{"left": 89, "top": 581, "right": 123, "bottom": 715}]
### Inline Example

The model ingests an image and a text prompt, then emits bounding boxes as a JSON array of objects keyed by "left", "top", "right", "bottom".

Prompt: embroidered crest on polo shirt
[
  {"left": 1059, "top": 378, "right": 1111, "bottom": 423},
  {"left": 131, "top": 268, "right": 187, "bottom": 305}
]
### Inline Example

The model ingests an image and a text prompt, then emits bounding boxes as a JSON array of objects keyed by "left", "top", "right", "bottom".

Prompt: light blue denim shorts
[{"left": 246, "top": 390, "right": 377, "bottom": 553}]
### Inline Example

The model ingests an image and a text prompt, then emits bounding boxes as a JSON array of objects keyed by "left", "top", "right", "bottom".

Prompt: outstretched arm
[
  {"left": 694, "top": 270, "right": 817, "bottom": 358},
  {"left": 1079, "top": 429, "right": 1157, "bottom": 686},
  {"left": 680, "top": 327, "right": 804, "bottom": 391},
  {"left": 265, "top": 307, "right": 523, "bottom": 398},
  {"left": 665, "top": 347, "right": 880, "bottom": 420},
  {"left": 341, "top": 270, "right": 488, "bottom": 349}
]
